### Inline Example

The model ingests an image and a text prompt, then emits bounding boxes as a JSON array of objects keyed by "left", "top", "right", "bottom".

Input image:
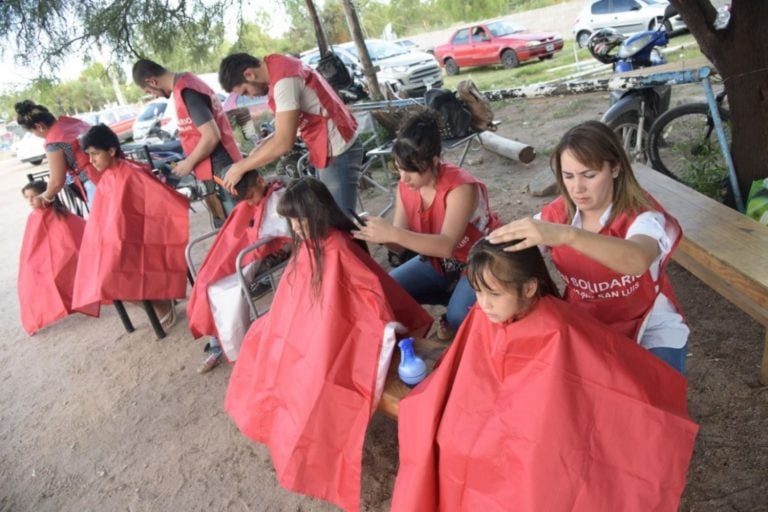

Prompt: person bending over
[{"left": 217, "top": 52, "right": 363, "bottom": 212}]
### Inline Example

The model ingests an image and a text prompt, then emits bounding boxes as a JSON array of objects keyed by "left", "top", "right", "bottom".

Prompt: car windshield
[
  {"left": 138, "top": 103, "right": 167, "bottom": 121},
  {"left": 344, "top": 40, "right": 408, "bottom": 60},
  {"left": 486, "top": 20, "right": 525, "bottom": 37}
]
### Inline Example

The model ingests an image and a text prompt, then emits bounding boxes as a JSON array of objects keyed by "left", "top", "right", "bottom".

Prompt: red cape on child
[
  {"left": 225, "top": 229, "right": 433, "bottom": 512},
  {"left": 72, "top": 159, "right": 189, "bottom": 309},
  {"left": 18, "top": 208, "right": 99, "bottom": 335},
  {"left": 393, "top": 296, "right": 698, "bottom": 512},
  {"left": 186, "top": 181, "right": 289, "bottom": 340}
]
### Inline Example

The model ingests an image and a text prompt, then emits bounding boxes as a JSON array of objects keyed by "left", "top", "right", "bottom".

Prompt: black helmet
[{"left": 587, "top": 28, "right": 624, "bottom": 64}]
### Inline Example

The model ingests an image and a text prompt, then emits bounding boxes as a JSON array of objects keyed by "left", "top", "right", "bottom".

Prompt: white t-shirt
[
  {"left": 537, "top": 205, "right": 689, "bottom": 350},
  {"left": 273, "top": 77, "right": 355, "bottom": 158}
]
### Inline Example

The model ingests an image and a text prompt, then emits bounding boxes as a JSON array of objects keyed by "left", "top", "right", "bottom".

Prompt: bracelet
[{"left": 39, "top": 193, "right": 54, "bottom": 204}]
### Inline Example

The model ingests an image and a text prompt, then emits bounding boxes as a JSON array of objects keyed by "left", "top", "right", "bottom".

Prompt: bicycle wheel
[
  {"left": 607, "top": 112, "right": 648, "bottom": 163},
  {"left": 648, "top": 102, "right": 731, "bottom": 188}
]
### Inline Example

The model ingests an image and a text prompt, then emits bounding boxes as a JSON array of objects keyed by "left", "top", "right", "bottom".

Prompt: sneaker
[
  {"left": 197, "top": 346, "right": 223, "bottom": 374},
  {"left": 436, "top": 317, "right": 457, "bottom": 342}
]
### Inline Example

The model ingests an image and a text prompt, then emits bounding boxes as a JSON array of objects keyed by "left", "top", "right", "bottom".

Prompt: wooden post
[
  {"left": 340, "top": 0, "right": 383, "bottom": 100},
  {"left": 304, "top": 0, "right": 329, "bottom": 56},
  {"left": 478, "top": 131, "right": 536, "bottom": 163}
]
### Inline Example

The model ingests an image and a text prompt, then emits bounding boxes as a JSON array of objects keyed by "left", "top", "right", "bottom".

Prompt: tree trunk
[
  {"left": 340, "top": 0, "right": 383, "bottom": 100},
  {"left": 671, "top": 0, "right": 768, "bottom": 199},
  {"left": 304, "top": 0, "right": 329, "bottom": 56}
]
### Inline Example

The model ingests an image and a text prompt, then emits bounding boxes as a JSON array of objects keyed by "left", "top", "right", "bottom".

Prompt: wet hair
[
  {"left": 550, "top": 120, "right": 650, "bottom": 223},
  {"left": 234, "top": 169, "right": 263, "bottom": 199},
  {"left": 391, "top": 109, "right": 442, "bottom": 173},
  {"left": 14, "top": 100, "right": 56, "bottom": 130},
  {"left": 277, "top": 177, "right": 364, "bottom": 294},
  {"left": 132, "top": 59, "right": 168, "bottom": 87},
  {"left": 81, "top": 124, "right": 124, "bottom": 158},
  {"left": 467, "top": 238, "right": 560, "bottom": 300},
  {"left": 218, "top": 53, "right": 262, "bottom": 93},
  {"left": 22, "top": 180, "right": 66, "bottom": 215}
]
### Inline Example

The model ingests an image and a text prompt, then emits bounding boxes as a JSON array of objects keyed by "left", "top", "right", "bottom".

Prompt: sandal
[{"left": 158, "top": 303, "right": 176, "bottom": 330}]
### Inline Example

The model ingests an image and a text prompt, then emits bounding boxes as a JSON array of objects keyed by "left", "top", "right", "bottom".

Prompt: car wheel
[
  {"left": 501, "top": 49, "right": 519, "bottom": 69},
  {"left": 30, "top": 159, "right": 43, "bottom": 166},
  {"left": 650, "top": 17, "right": 673, "bottom": 33},
  {"left": 577, "top": 30, "right": 591, "bottom": 48},
  {"left": 444, "top": 58, "right": 459, "bottom": 76}
]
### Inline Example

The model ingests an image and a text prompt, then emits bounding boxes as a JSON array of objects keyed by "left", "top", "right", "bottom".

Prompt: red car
[{"left": 434, "top": 20, "right": 564, "bottom": 75}]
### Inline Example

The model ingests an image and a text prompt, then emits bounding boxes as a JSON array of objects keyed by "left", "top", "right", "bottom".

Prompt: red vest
[
  {"left": 400, "top": 163, "right": 500, "bottom": 268},
  {"left": 540, "top": 195, "right": 683, "bottom": 340},
  {"left": 265, "top": 54, "right": 358, "bottom": 169},
  {"left": 173, "top": 72, "right": 242, "bottom": 181},
  {"left": 44, "top": 116, "right": 100, "bottom": 184}
]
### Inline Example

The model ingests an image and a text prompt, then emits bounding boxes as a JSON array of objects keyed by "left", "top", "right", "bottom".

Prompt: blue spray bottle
[{"left": 398, "top": 337, "right": 427, "bottom": 387}]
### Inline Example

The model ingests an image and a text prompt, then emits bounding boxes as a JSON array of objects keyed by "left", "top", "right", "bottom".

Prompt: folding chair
[{"left": 355, "top": 111, "right": 397, "bottom": 216}]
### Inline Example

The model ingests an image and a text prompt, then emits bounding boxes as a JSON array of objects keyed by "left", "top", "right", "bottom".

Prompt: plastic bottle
[{"left": 398, "top": 337, "right": 427, "bottom": 387}]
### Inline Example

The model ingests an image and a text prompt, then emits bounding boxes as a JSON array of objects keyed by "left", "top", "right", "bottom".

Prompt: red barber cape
[
  {"left": 18, "top": 208, "right": 99, "bottom": 335},
  {"left": 72, "top": 159, "right": 190, "bottom": 309},
  {"left": 187, "top": 182, "right": 289, "bottom": 339},
  {"left": 225, "top": 229, "right": 432, "bottom": 512},
  {"left": 393, "top": 296, "right": 698, "bottom": 512}
]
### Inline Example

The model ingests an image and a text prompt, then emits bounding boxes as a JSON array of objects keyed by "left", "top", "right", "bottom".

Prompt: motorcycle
[{"left": 588, "top": 5, "right": 679, "bottom": 162}]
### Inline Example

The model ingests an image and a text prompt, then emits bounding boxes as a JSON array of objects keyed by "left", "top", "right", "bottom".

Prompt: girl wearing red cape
[
  {"left": 186, "top": 170, "right": 290, "bottom": 372},
  {"left": 72, "top": 124, "right": 189, "bottom": 326},
  {"left": 18, "top": 181, "right": 99, "bottom": 335},
  {"left": 225, "top": 177, "right": 433, "bottom": 512},
  {"left": 392, "top": 239, "right": 698, "bottom": 511}
]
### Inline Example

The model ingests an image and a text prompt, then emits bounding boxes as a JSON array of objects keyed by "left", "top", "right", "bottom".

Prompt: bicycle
[{"left": 647, "top": 89, "right": 731, "bottom": 200}]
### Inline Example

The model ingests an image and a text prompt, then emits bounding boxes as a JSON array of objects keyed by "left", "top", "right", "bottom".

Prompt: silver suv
[{"left": 301, "top": 39, "right": 443, "bottom": 97}]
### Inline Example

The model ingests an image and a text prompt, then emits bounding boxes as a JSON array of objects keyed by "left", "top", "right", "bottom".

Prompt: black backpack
[
  {"left": 424, "top": 88, "right": 472, "bottom": 140},
  {"left": 316, "top": 51, "right": 353, "bottom": 91}
]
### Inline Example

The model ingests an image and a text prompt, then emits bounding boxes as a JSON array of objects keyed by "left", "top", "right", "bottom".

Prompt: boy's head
[
  {"left": 81, "top": 124, "right": 123, "bottom": 171},
  {"left": 467, "top": 239, "right": 559, "bottom": 323},
  {"left": 235, "top": 169, "right": 267, "bottom": 206}
]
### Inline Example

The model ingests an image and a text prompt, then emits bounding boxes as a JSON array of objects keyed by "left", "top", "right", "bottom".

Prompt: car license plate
[{"left": 545, "top": 43, "right": 554, "bottom": 52}]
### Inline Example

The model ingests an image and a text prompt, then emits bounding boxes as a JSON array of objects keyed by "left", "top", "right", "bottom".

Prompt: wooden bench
[
  {"left": 377, "top": 337, "right": 448, "bottom": 420},
  {"left": 634, "top": 163, "right": 768, "bottom": 384}
]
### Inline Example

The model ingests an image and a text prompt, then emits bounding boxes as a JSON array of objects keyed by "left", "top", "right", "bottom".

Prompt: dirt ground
[{"left": 1, "top": 89, "right": 766, "bottom": 512}]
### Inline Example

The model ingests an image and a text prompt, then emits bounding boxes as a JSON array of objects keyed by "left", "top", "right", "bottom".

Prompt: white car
[
  {"left": 302, "top": 40, "right": 443, "bottom": 97},
  {"left": 14, "top": 132, "right": 46, "bottom": 165},
  {"left": 573, "top": 0, "right": 687, "bottom": 48},
  {"left": 132, "top": 99, "right": 168, "bottom": 141}
]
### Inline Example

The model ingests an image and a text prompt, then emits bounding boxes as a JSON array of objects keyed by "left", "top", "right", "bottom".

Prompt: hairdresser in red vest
[
  {"left": 14, "top": 100, "right": 98, "bottom": 210},
  {"left": 217, "top": 53, "right": 363, "bottom": 213},
  {"left": 132, "top": 59, "right": 243, "bottom": 226},
  {"left": 488, "top": 120, "right": 689, "bottom": 374}
]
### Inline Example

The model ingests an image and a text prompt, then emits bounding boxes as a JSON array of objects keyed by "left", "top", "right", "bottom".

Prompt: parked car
[
  {"left": 14, "top": 131, "right": 46, "bottom": 165},
  {"left": 132, "top": 99, "right": 168, "bottom": 141},
  {"left": 302, "top": 40, "right": 442, "bottom": 97},
  {"left": 77, "top": 106, "right": 137, "bottom": 142},
  {"left": 573, "top": 0, "right": 687, "bottom": 48},
  {"left": 433, "top": 20, "right": 564, "bottom": 76}
]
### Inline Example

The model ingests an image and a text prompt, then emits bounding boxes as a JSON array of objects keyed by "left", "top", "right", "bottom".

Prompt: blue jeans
[
  {"left": 317, "top": 138, "right": 363, "bottom": 213},
  {"left": 649, "top": 343, "right": 688, "bottom": 375},
  {"left": 390, "top": 255, "right": 475, "bottom": 330}
]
